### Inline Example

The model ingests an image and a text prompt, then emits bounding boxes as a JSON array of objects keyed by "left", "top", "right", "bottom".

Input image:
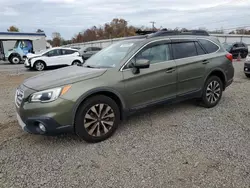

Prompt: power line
[{"left": 150, "top": 21, "right": 156, "bottom": 31}]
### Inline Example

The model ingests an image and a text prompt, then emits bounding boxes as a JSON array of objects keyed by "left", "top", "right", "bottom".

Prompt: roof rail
[
  {"left": 147, "top": 29, "right": 209, "bottom": 38},
  {"left": 135, "top": 29, "right": 156, "bottom": 35}
]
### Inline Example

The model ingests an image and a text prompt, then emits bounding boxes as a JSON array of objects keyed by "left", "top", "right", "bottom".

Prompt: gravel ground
[{"left": 0, "top": 60, "right": 250, "bottom": 188}]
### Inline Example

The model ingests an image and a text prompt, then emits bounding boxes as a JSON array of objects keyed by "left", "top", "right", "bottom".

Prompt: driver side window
[
  {"left": 126, "top": 43, "right": 172, "bottom": 68},
  {"left": 46, "top": 49, "right": 61, "bottom": 57}
]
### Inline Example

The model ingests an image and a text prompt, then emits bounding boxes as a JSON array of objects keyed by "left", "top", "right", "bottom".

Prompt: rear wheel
[
  {"left": 75, "top": 95, "right": 120, "bottom": 143},
  {"left": 34, "top": 61, "right": 46, "bottom": 71},
  {"left": 200, "top": 76, "right": 223, "bottom": 108}
]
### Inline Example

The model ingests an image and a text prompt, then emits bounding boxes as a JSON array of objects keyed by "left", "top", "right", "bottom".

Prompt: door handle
[
  {"left": 166, "top": 67, "right": 176, "bottom": 73},
  {"left": 202, "top": 60, "right": 209, "bottom": 64}
]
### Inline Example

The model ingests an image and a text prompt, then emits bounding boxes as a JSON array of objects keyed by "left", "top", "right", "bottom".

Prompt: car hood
[
  {"left": 23, "top": 66, "right": 107, "bottom": 91},
  {"left": 26, "top": 53, "right": 41, "bottom": 58}
]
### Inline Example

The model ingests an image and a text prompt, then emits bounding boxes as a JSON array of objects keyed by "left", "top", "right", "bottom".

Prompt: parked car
[
  {"left": 222, "top": 42, "right": 248, "bottom": 59},
  {"left": 244, "top": 54, "right": 250, "bottom": 78},
  {"left": 71, "top": 46, "right": 102, "bottom": 60},
  {"left": 15, "top": 32, "right": 234, "bottom": 142},
  {"left": 24, "top": 47, "right": 83, "bottom": 71}
]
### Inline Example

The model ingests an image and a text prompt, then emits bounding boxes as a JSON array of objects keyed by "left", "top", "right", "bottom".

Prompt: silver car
[{"left": 71, "top": 46, "right": 102, "bottom": 60}]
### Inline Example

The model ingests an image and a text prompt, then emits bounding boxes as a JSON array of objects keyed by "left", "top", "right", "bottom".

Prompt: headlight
[{"left": 30, "top": 85, "right": 71, "bottom": 103}]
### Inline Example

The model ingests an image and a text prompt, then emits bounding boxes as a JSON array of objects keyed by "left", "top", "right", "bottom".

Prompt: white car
[{"left": 24, "top": 47, "right": 84, "bottom": 71}]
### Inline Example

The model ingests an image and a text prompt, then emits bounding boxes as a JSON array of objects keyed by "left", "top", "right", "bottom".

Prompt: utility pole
[{"left": 150, "top": 21, "right": 156, "bottom": 31}]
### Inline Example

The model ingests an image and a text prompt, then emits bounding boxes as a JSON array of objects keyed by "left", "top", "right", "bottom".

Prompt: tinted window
[
  {"left": 92, "top": 47, "right": 102, "bottom": 51},
  {"left": 198, "top": 39, "right": 219, "bottom": 53},
  {"left": 45, "top": 49, "right": 61, "bottom": 57},
  {"left": 237, "top": 43, "right": 245, "bottom": 47},
  {"left": 135, "top": 43, "right": 172, "bottom": 64},
  {"left": 62, "top": 49, "right": 76, "bottom": 55},
  {"left": 86, "top": 47, "right": 92, "bottom": 51},
  {"left": 195, "top": 42, "right": 206, "bottom": 55},
  {"left": 172, "top": 42, "right": 197, "bottom": 59}
]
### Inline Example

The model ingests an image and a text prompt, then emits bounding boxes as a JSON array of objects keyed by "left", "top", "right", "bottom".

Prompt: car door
[
  {"left": 122, "top": 40, "right": 177, "bottom": 110},
  {"left": 61, "top": 49, "right": 76, "bottom": 65},
  {"left": 83, "top": 47, "right": 94, "bottom": 58},
  {"left": 171, "top": 39, "right": 207, "bottom": 96},
  {"left": 45, "top": 49, "right": 62, "bottom": 66}
]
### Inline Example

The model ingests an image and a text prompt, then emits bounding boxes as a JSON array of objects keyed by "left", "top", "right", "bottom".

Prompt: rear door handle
[
  {"left": 166, "top": 67, "right": 176, "bottom": 73},
  {"left": 202, "top": 59, "right": 209, "bottom": 64}
]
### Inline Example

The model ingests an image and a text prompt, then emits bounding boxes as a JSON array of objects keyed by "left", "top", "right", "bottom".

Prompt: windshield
[
  {"left": 14, "top": 41, "right": 19, "bottom": 48},
  {"left": 84, "top": 40, "right": 140, "bottom": 68}
]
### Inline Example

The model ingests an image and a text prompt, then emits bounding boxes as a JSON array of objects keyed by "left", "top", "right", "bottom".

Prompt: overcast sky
[{"left": 0, "top": 0, "right": 250, "bottom": 39}]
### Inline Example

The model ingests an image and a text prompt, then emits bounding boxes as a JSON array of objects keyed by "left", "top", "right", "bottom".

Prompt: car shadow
[{"left": 31, "top": 99, "right": 199, "bottom": 145}]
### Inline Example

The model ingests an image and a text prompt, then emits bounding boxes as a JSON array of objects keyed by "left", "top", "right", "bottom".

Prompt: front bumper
[
  {"left": 16, "top": 113, "right": 73, "bottom": 135},
  {"left": 24, "top": 58, "right": 31, "bottom": 68},
  {"left": 244, "top": 62, "right": 250, "bottom": 74},
  {"left": 15, "top": 85, "right": 75, "bottom": 135}
]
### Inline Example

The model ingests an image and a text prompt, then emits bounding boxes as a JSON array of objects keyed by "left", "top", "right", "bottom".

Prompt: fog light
[
  {"left": 38, "top": 123, "right": 46, "bottom": 132},
  {"left": 245, "top": 68, "right": 248, "bottom": 71}
]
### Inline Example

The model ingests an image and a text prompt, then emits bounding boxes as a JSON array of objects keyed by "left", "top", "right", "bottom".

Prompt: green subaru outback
[{"left": 15, "top": 32, "right": 234, "bottom": 142}]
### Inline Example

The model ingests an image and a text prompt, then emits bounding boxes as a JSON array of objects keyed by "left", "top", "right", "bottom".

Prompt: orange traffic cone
[{"left": 237, "top": 53, "right": 241, "bottom": 61}]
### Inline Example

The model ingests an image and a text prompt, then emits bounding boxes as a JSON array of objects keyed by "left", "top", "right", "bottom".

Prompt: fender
[
  {"left": 30, "top": 56, "right": 45, "bottom": 67},
  {"left": 8, "top": 52, "right": 21, "bottom": 61},
  {"left": 71, "top": 87, "right": 127, "bottom": 124},
  {"left": 203, "top": 67, "right": 227, "bottom": 89}
]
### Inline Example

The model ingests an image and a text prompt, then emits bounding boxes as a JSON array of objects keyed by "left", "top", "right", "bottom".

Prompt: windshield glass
[
  {"left": 84, "top": 40, "right": 140, "bottom": 68},
  {"left": 14, "top": 41, "right": 19, "bottom": 48}
]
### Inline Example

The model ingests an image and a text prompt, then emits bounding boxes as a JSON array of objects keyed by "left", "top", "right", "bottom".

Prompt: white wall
[{"left": 63, "top": 34, "right": 250, "bottom": 50}]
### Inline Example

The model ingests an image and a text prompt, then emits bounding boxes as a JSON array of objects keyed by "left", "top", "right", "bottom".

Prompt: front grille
[{"left": 15, "top": 89, "right": 24, "bottom": 108}]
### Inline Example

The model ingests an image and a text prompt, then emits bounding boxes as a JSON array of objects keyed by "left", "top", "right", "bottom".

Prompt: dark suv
[
  {"left": 223, "top": 42, "right": 248, "bottom": 59},
  {"left": 15, "top": 33, "right": 234, "bottom": 142}
]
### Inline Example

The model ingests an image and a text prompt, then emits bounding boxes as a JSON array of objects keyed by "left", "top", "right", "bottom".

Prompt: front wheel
[
  {"left": 10, "top": 56, "right": 21, "bottom": 64},
  {"left": 200, "top": 76, "right": 223, "bottom": 108},
  {"left": 75, "top": 95, "right": 120, "bottom": 143},
  {"left": 34, "top": 61, "right": 46, "bottom": 71}
]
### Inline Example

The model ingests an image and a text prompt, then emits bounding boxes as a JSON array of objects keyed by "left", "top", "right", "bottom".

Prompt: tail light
[{"left": 226, "top": 53, "right": 233, "bottom": 62}]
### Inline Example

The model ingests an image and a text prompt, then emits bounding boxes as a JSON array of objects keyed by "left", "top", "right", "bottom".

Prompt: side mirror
[
  {"left": 132, "top": 58, "right": 150, "bottom": 74},
  {"left": 83, "top": 50, "right": 87, "bottom": 53}
]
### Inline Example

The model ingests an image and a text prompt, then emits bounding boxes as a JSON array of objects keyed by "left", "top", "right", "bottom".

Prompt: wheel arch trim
[
  {"left": 204, "top": 68, "right": 227, "bottom": 90},
  {"left": 71, "top": 87, "right": 127, "bottom": 125}
]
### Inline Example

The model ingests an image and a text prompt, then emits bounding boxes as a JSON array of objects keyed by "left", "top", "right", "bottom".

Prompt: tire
[
  {"left": 10, "top": 55, "right": 21, "bottom": 64},
  {"left": 245, "top": 73, "right": 250, "bottom": 78},
  {"left": 75, "top": 95, "right": 120, "bottom": 143},
  {"left": 72, "top": 60, "right": 81, "bottom": 66},
  {"left": 33, "top": 61, "right": 46, "bottom": 71},
  {"left": 200, "top": 76, "right": 223, "bottom": 108}
]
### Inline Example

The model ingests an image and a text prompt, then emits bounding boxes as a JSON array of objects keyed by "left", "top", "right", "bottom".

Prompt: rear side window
[
  {"left": 62, "top": 49, "right": 76, "bottom": 55},
  {"left": 172, "top": 42, "right": 197, "bottom": 59},
  {"left": 198, "top": 39, "right": 219, "bottom": 53},
  {"left": 195, "top": 42, "right": 206, "bottom": 55}
]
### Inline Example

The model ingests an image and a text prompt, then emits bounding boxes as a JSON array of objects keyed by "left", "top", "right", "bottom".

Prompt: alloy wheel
[
  {"left": 206, "top": 80, "right": 221, "bottom": 104},
  {"left": 84, "top": 103, "right": 115, "bottom": 137},
  {"left": 35, "top": 62, "right": 44, "bottom": 71}
]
